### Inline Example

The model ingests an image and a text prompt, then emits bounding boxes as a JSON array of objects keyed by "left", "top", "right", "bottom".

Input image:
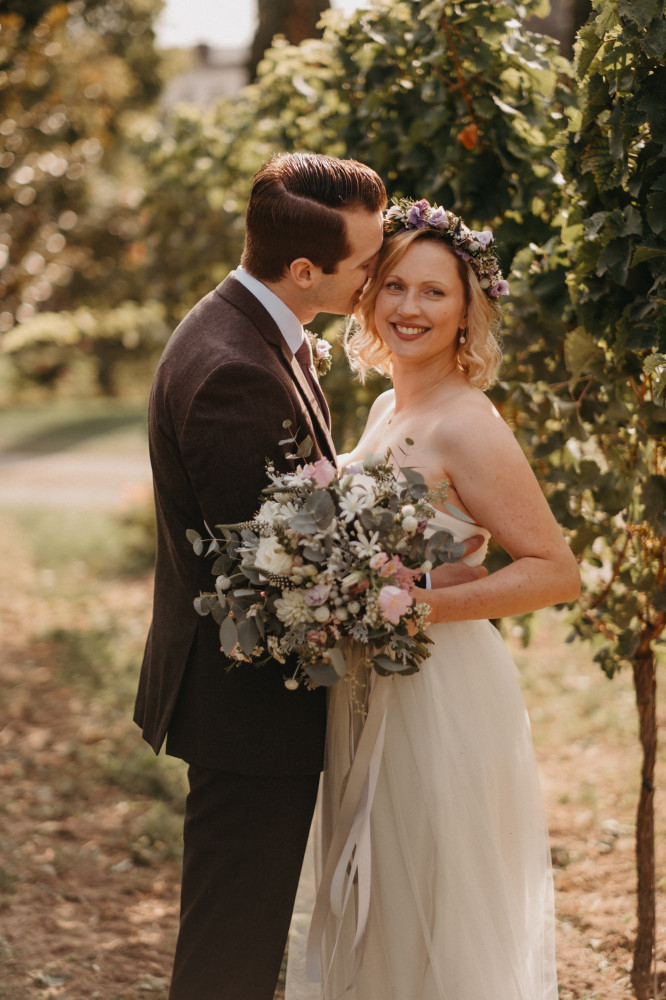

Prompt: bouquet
[{"left": 188, "top": 426, "right": 464, "bottom": 689}]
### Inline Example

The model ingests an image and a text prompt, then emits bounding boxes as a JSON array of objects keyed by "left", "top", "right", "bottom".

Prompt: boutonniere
[{"left": 305, "top": 330, "right": 332, "bottom": 378}]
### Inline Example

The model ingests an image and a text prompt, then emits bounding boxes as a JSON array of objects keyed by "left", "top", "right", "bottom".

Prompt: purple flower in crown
[
  {"left": 489, "top": 279, "right": 510, "bottom": 298},
  {"left": 428, "top": 207, "right": 449, "bottom": 229},
  {"left": 407, "top": 199, "right": 431, "bottom": 228},
  {"left": 471, "top": 230, "right": 494, "bottom": 248}
]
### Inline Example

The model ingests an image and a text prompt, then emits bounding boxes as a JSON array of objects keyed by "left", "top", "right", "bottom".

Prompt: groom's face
[{"left": 312, "top": 209, "right": 384, "bottom": 316}]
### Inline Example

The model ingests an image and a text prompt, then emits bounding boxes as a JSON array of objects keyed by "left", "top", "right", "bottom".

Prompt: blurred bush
[
  {"left": 2, "top": 301, "right": 168, "bottom": 394},
  {"left": 0, "top": 0, "right": 162, "bottom": 332}
]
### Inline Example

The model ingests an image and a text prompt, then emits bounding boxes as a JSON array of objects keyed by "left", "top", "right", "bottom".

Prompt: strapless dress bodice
[{"left": 429, "top": 507, "right": 490, "bottom": 568}]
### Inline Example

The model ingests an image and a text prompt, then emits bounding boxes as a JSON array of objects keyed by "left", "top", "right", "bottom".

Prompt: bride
[{"left": 290, "top": 199, "right": 580, "bottom": 1000}]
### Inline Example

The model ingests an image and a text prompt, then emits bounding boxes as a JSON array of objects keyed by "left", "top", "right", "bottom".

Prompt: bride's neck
[{"left": 391, "top": 361, "right": 459, "bottom": 414}]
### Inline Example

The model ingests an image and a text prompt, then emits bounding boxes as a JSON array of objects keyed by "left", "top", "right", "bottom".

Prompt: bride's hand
[{"left": 429, "top": 536, "right": 488, "bottom": 588}]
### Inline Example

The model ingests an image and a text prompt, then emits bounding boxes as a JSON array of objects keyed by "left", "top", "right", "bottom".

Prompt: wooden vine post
[{"left": 632, "top": 622, "right": 661, "bottom": 999}]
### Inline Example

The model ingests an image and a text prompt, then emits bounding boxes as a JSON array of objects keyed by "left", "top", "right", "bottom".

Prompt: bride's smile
[{"left": 392, "top": 322, "right": 430, "bottom": 339}]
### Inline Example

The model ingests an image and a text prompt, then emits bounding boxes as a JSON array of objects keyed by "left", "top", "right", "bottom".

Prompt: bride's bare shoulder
[
  {"left": 366, "top": 387, "right": 394, "bottom": 422},
  {"left": 436, "top": 386, "right": 520, "bottom": 461},
  {"left": 436, "top": 383, "right": 495, "bottom": 434}
]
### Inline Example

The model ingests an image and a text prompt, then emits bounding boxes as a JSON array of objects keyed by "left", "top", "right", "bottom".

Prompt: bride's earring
[{"left": 458, "top": 327, "right": 467, "bottom": 345}]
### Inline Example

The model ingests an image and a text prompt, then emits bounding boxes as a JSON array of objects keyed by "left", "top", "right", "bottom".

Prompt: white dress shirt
[{"left": 234, "top": 266, "right": 304, "bottom": 354}]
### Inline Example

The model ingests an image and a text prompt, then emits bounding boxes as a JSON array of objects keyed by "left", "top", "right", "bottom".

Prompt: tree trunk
[
  {"left": 248, "top": 0, "right": 331, "bottom": 80},
  {"left": 631, "top": 629, "right": 658, "bottom": 1000}
]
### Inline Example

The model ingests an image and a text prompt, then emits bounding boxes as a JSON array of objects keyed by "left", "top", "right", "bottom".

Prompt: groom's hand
[{"left": 430, "top": 535, "right": 488, "bottom": 588}]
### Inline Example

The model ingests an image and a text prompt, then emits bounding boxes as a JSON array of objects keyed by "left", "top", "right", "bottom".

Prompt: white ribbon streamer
[{"left": 306, "top": 670, "right": 390, "bottom": 990}]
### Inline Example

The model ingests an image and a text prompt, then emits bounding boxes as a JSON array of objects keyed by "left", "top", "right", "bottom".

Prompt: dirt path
[{"left": 0, "top": 451, "right": 152, "bottom": 509}]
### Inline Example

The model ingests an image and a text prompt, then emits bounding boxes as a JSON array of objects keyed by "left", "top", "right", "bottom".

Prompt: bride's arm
[{"left": 422, "top": 400, "right": 580, "bottom": 623}]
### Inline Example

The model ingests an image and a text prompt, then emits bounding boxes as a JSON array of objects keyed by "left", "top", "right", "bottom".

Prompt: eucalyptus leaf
[
  {"left": 211, "top": 601, "right": 228, "bottom": 626},
  {"left": 306, "top": 489, "right": 336, "bottom": 528},
  {"left": 212, "top": 555, "right": 232, "bottom": 575},
  {"left": 295, "top": 434, "right": 314, "bottom": 459},
  {"left": 238, "top": 618, "right": 260, "bottom": 656},
  {"left": 302, "top": 545, "right": 326, "bottom": 562},
  {"left": 372, "top": 653, "right": 407, "bottom": 674},
  {"left": 303, "top": 660, "right": 341, "bottom": 687},
  {"left": 289, "top": 510, "right": 319, "bottom": 534},
  {"left": 241, "top": 566, "right": 264, "bottom": 585},
  {"left": 325, "top": 645, "right": 347, "bottom": 678},
  {"left": 443, "top": 504, "right": 477, "bottom": 525},
  {"left": 220, "top": 616, "right": 238, "bottom": 656},
  {"left": 186, "top": 528, "right": 202, "bottom": 546},
  {"left": 399, "top": 466, "right": 427, "bottom": 486},
  {"left": 206, "top": 538, "right": 220, "bottom": 556}
]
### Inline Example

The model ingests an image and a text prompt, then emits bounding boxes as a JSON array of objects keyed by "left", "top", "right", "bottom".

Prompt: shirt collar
[{"left": 234, "top": 266, "right": 304, "bottom": 354}]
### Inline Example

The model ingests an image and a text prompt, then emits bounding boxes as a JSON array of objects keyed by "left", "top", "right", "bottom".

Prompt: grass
[
  {"left": 3, "top": 503, "right": 156, "bottom": 578},
  {"left": 0, "top": 395, "right": 156, "bottom": 576},
  {"left": 0, "top": 396, "right": 148, "bottom": 456}
]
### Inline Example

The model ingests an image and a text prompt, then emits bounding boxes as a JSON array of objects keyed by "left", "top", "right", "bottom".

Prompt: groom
[{"left": 135, "top": 152, "right": 387, "bottom": 1000}]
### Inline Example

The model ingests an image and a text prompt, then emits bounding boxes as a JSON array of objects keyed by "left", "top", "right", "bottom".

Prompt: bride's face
[{"left": 373, "top": 241, "right": 467, "bottom": 365}]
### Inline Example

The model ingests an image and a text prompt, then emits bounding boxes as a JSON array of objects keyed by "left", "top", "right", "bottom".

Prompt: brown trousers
[{"left": 168, "top": 764, "right": 319, "bottom": 1000}]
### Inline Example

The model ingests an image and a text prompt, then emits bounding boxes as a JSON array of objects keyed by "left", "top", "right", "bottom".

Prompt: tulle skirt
[{"left": 290, "top": 619, "right": 558, "bottom": 1000}]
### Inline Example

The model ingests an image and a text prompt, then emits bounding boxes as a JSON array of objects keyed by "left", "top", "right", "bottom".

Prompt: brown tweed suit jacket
[{"left": 134, "top": 274, "right": 334, "bottom": 775}]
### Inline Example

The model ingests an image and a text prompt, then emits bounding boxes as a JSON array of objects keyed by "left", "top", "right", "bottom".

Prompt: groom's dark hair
[{"left": 241, "top": 153, "right": 387, "bottom": 281}]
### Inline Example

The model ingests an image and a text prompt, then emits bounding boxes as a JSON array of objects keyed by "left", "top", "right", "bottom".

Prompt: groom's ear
[{"left": 289, "top": 257, "right": 321, "bottom": 289}]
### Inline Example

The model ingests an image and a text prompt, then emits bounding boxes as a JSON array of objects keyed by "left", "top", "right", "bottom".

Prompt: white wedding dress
[{"left": 286, "top": 509, "right": 558, "bottom": 1000}]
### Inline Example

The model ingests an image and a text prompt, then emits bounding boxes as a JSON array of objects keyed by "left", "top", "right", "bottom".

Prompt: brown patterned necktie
[{"left": 295, "top": 339, "right": 331, "bottom": 429}]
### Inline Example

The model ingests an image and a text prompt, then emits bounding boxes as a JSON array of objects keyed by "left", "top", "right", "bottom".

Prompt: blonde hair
[{"left": 345, "top": 229, "right": 503, "bottom": 389}]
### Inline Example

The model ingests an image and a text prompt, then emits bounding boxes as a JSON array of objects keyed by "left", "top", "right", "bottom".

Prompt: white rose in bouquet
[{"left": 254, "top": 536, "right": 294, "bottom": 576}]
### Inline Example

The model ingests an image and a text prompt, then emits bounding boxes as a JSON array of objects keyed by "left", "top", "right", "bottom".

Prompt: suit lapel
[
  {"left": 216, "top": 275, "right": 336, "bottom": 462},
  {"left": 284, "top": 349, "right": 336, "bottom": 460}
]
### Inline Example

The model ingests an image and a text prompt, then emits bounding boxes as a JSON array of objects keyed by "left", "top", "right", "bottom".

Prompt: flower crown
[{"left": 383, "top": 198, "right": 509, "bottom": 300}]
